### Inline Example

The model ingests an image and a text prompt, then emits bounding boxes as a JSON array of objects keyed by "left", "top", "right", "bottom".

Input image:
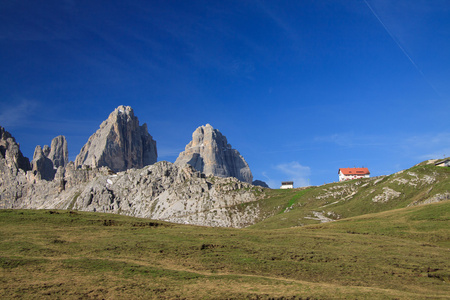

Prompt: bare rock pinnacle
[
  {"left": 175, "top": 124, "right": 253, "bottom": 183},
  {"left": 0, "top": 126, "right": 31, "bottom": 173},
  {"left": 30, "top": 135, "right": 69, "bottom": 181},
  {"left": 75, "top": 105, "right": 157, "bottom": 172},
  {"left": 48, "top": 135, "right": 69, "bottom": 168},
  {"left": 31, "top": 145, "right": 55, "bottom": 181}
]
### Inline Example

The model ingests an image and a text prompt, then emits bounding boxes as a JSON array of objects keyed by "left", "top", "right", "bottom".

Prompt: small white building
[
  {"left": 435, "top": 159, "right": 450, "bottom": 167},
  {"left": 338, "top": 168, "right": 370, "bottom": 182},
  {"left": 280, "top": 181, "right": 294, "bottom": 189}
]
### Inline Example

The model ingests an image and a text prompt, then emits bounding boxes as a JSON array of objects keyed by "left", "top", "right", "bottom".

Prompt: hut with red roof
[{"left": 338, "top": 167, "right": 370, "bottom": 182}]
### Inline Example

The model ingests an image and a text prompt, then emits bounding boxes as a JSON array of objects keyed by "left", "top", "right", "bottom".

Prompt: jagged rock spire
[
  {"left": 75, "top": 105, "right": 157, "bottom": 172},
  {"left": 48, "top": 135, "right": 69, "bottom": 168},
  {"left": 30, "top": 135, "right": 69, "bottom": 181},
  {"left": 0, "top": 126, "right": 31, "bottom": 172},
  {"left": 31, "top": 145, "right": 55, "bottom": 181},
  {"left": 175, "top": 124, "right": 253, "bottom": 183}
]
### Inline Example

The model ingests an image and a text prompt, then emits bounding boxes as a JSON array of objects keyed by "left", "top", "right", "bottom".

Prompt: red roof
[{"left": 339, "top": 168, "right": 370, "bottom": 175}]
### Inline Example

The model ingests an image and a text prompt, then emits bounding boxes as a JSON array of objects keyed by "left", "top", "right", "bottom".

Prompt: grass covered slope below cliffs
[
  {"left": 0, "top": 202, "right": 449, "bottom": 299},
  {"left": 250, "top": 162, "right": 450, "bottom": 229}
]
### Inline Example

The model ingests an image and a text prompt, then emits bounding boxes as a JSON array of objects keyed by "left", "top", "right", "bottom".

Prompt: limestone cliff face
[
  {"left": 31, "top": 145, "right": 55, "bottom": 181},
  {"left": 0, "top": 161, "right": 264, "bottom": 228},
  {"left": 0, "top": 127, "right": 31, "bottom": 206},
  {"left": 75, "top": 106, "right": 157, "bottom": 172},
  {"left": 0, "top": 119, "right": 262, "bottom": 228},
  {"left": 30, "top": 135, "right": 69, "bottom": 181},
  {"left": 0, "top": 126, "right": 30, "bottom": 173},
  {"left": 48, "top": 135, "right": 69, "bottom": 168},
  {"left": 175, "top": 124, "right": 253, "bottom": 183}
]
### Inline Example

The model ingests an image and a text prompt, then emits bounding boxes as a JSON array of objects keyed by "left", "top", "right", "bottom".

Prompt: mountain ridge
[{"left": 0, "top": 106, "right": 449, "bottom": 228}]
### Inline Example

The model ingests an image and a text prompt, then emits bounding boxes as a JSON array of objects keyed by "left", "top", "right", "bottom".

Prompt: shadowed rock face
[
  {"left": 30, "top": 135, "right": 69, "bottom": 181},
  {"left": 75, "top": 105, "right": 157, "bottom": 172},
  {"left": 31, "top": 145, "right": 55, "bottom": 181},
  {"left": 175, "top": 124, "right": 253, "bottom": 183},
  {"left": 252, "top": 180, "right": 269, "bottom": 188}
]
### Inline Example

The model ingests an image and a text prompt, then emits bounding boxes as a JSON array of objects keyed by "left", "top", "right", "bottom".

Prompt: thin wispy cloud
[
  {"left": 256, "top": 0, "right": 300, "bottom": 46},
  {"left": 418, "top": 149, "right": 450, "bottom": 160},
  {"left": 315, "top": 131, "right": 450, "bottom": 163},
  {"left": 261, "top": 171, "right": 278, "bottom": 189},
  {"left": 0, "top": 99, "right": 39, "bottom": 128},
  {"left": 314, "top": 133, "right": 387, "bottom": 148},
  {"left": 363, "top": 0, "right": 442, "bottom": 98},
  {"left": 404, "top": 132, "right": 450, "bottom": 160},
  {"left": 275, "top": 161, "right": 311, "bottom": 188},
  {"left": 157, "top": 147, "right": 185, "bottom": 161},
  {"left": 0, "top": 1, "right": 77, "bottom": 42}
]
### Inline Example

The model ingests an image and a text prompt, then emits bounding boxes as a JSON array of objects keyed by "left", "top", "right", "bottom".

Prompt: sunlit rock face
[
  {"left": 75, "top": 105, "right": 157, "bottom": 172},
  {"left": 0, "top": 126, "right": 30, "bottom": 173},
  {"left": 29, "top": 135, "right": 69, "bottom": 181},
  {"left": 48, "top": 135, "right": 69, "bottom": 168},
  {"left": 175, "top": 124, "right": 253, "bottom": 184},
  {"left": 0, "top": 118, "right": 263, "bottom": 229}
]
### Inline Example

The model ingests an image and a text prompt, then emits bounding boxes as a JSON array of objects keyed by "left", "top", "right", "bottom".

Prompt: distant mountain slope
[{"left": 249, "top": 161, "right": 450, "bottom": 229}]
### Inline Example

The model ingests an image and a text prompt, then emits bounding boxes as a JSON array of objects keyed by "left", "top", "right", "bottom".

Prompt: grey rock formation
[
  {"left": 252, "top": 180, "right": 269, "bottom": 188},
  {"left": 75, "top": 105, "right": 157, "bottom": 172},
  {"left": 0, "top": 127, "right": 31, "bottom": 206},
  {"left": 1, "top": 161, "right": 264, "bottom": 228},
  {"left": 31, "top": 145, "right": 56, "bottom": 180},
  {"left": 31, "top": 145, "right": 56, "bottom": 181},
  {"left": 30, "top": 135, "right": 68, "bottom": 181},
  {"left": 0, "top": 126, "right": 31, "bottom": 172},
  {"left": 48, "top": 135, "right": 69, "bottom": 168},
  {"left": 42, "top": 145, "right": 51, "bottom": 157},
  {"left": 175, "top": 124, "right": 253, "bottom": 183},
  {"left": 0, "top": 124, "right": 262, "bottom": 228}
]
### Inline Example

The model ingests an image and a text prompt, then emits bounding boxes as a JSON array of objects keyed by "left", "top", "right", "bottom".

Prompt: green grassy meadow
[
  {"left": 1, "top": 201, "right": 449, "bottom": 299},
  {"left": 249, "top": 164, "right": 450, "bottom": 230}
]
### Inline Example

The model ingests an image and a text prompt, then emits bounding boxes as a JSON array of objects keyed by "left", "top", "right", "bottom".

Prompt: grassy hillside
[
  {"left": 249, "top": 163, "right": 450, "bottom": 229},
  {"left": 1, "top": 202, "right": 449, "bottom": 299}
]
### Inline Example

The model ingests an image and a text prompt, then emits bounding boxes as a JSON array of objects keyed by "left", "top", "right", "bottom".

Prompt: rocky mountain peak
[
  {"left": 75, "top": 105, "right": 157, "bottom": 172},
  {"left": 0, "top": 126, "right": 30, "bottom": 173},
  {"left": 48, "top": 135, "right": 69, "bottom": 168},
  {"left": 30, "top": 135, "right": 69, "bottom": 181},
  {"left": 175, "top": 124, "right": 253, "bottom": 183},
  {"left": 31, "top": 145, "right": 55, "bottom": 181}
]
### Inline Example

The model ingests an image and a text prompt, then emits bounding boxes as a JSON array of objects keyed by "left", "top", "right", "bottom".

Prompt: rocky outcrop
[
  {"left": 252, "top": 180, "right": 269, "bottom": 188},
  {"left": 30, "top": 135, "right": 69, "bottom": 181},
  {"left": 175, "top": 124, "right": 252, "bottom": 183},
  {"left": 0, "top": 161, "right": 264, "bottom": 228},
  {"left": 48, "top": 135, "right": 69, "bottom": 168},
  {"left": 0, "top": 127, "right": 31, "bottom": 207},
  {"left": 372, "top": 187, "right": 402, "bottom": 203},
  {"left": 31, "top": 145, "right": 55, "bottom": 181},
  {"left": 75, "top": 106, "right": 157, "bottom": 172},
  {"left": 0, "top": 126, "right": 30, "bottom": 173},
  {"left": 0, "top": 123, "right": 262, "bottom": 228}
]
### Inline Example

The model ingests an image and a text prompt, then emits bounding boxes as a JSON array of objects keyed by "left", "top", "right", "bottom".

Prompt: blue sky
[{"left": 1, "top": 0, "right": 449, "bottom": 188}]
